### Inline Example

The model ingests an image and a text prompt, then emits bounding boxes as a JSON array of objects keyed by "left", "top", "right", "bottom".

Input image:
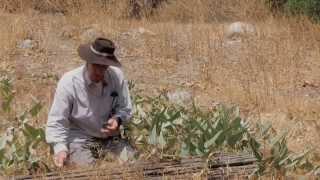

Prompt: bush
[
  {"left": 267, "top": 0, "right": 320, "bottom": 21},
  {"left": 285, "top": 0, "right": 320, "bottom": 21}
]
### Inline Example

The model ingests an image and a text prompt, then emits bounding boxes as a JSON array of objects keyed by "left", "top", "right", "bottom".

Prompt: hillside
[{"left": 0, "top": 0, "right": 320, "bottom": 177}]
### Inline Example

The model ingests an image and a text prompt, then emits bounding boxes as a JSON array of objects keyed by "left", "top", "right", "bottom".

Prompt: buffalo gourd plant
[
  {"left": 248, "top": 123, "right": 314, "bottom": 177},
  {"left": 0, "top": 77, "right": 48, "bottom": 175},
  {"left": 128, "top": 91, "right": 250, "bottom": 159},
  {"left": 0, "top": 78, "right": 315, "bottom": 177},
  {"left": 127, "top": 82, "right": 315, "bottom": 177}
]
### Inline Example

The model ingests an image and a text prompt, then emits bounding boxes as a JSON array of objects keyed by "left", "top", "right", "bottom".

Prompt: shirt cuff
[{"left": 53, "top": 143, "right": 68, "bottom": 154}]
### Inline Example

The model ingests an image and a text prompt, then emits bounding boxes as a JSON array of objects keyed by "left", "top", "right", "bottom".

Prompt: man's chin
[
  {"left": 92, "top": 80, "right": 101, "bottom": 83},
  {"left": 92, "top": 78, "right": 103, "bottom": 83}
]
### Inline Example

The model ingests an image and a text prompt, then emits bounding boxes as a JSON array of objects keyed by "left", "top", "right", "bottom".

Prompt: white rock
[
  {"left": 167, "top": 90, "right": 193, "bottom": 106},
  {"left": 122, "top": 27, "right": 156, "bottom": 38},
  {"left": 137, "top": 27, "right": 156, "bottom": 36},
  {"left": 225, "top": 22, "right": 256, "bottom": 39},
  {"left": 18, "top": 39, "right": 34, "bottom": 49}
]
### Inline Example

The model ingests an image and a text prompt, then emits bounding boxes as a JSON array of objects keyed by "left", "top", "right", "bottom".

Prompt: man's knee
[
  {"left": 68, "top": 142, "right": 96, "bottom": 166},
  {"left": 105, "top": 139, "right": 137, "bottom": 159}
]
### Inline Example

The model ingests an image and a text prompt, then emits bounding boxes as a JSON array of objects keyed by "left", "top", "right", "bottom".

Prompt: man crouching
[{"left": 46, "top": 37, "right": 135, "bottom": 167}]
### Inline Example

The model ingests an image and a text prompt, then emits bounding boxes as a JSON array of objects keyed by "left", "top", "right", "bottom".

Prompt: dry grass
[{"left": 0, "top": 0, "right": 320, "bottom": 175}]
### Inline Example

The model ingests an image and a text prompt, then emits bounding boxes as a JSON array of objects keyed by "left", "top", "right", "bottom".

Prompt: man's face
[{"left": 87, "top": 63, "right": 109, "bottom": 83}]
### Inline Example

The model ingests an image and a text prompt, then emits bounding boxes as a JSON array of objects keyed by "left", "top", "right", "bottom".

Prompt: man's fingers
[
  {"left": 107, "top": 124, "right": 117, "bottom": 130},
  {"left": 56, "top": 161, "right": 63, "bottom": 167},
  {"left": 54, "top": 157, "right": 64, "bottom": 167},
  {"left": 100, "top": 128, "right": 110, "bottom": 133},
  {"left": 102, "top": 119, "right": 119, "bottom": 135},
  {"left": 105, "top": 122, "right": 116, "bottom": 130},
  {"left": 54, "top": 151, "right": 67, "bottom": 168},
  {"left": 100, "top": 128, "right": 119, "bottom": 137},
  {"left": 106, "top": 118, "right": 118, "bottom": 130}
]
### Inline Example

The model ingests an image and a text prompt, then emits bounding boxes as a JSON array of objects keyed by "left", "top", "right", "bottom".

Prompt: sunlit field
[{"left": 0, "top": 0, "right": 319, "bottom": 178}]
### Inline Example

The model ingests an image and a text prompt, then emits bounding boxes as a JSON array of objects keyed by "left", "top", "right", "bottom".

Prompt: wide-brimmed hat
[{"left": 78, "top": 37, "right": 121, "bottom": 67}]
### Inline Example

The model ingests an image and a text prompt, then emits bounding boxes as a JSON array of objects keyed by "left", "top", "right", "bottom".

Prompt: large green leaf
[
  {"left": 158, "top": 131, "right": 166, "bottom": 149},
  {"left": 167, "top": 111, "right": 181, "bottom": 122},
  {"left": 230, "top": 117, "right": 241, "bottom": 129},
  {"left": 271, "top": 132, "right": 287, "bottom": 147},
  {"left": 204, "top": 130, "right": 223, "bottom": 148},
  {"left": 0, "top": 137, "right": 7, "bottom": 150},
  {"left": 0, "top": 78, "right": 14, "bottom": 113},
  {"left": 23, "top": 123, "right": 39, "bottom": 139},
  {"left": 0, "top": 149, "right": 5, "bottom": 161},
  {"left": 161, "top": 121, "right": 173, "bottom": 130},
  {"left": 249, "top": 136, "right": 262, "bottom": 161},
  {"left": 291, "top": 151, "right": 310, "bottom": 162},
  {"left": 119, "top": 147, "right": 129, "bottom": 162},
  {"left": 148, "top": 126, "right": 158, "bottom": 145},
  {"left": 279, "top": 155, "right": 291, "bottom": 166},
  {"left": 227, "top": 130, "right": 245, "bottom": 147},
  {"left": 29, "top": 102, "right": 42, "bottom": 117},
  {"left": 180, "top": 142, "right": 189, "bottom": 157}
]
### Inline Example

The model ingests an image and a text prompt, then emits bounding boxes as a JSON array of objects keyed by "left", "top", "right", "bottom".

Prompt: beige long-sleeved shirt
[{"left": 45, "top": 65, "right": 132, "bottom": 154}]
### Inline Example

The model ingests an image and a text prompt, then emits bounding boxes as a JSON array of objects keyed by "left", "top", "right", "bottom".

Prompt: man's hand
[
  {"left": 54, "top": 151, "right": 68, "bottom": 168},
  {"left": 101, "top": 118, "right": 119, "bottom": 136}
]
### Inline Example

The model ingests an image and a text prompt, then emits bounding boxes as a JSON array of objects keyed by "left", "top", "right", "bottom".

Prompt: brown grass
[{"left": 0, "top": 0, "right": 320, "bottom": 176}]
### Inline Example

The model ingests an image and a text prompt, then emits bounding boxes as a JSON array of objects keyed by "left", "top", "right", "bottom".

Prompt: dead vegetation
[{"left": 0, "top": 0, "right": 320, "bottom": 177}]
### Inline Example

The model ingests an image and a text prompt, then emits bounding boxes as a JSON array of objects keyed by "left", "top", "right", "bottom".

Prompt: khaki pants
[{"left": 68, "top": 136, "right": 137, "bottom": 166}]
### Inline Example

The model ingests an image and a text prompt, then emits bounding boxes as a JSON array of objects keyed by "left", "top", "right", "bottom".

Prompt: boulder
[
  {"left": 121, "top": 27, "right": 156, "bottom": 39},
  {"left": 167, "top": 90, "right": 193, "bottom": 106},
  {"left": 225, "top": 22, "right": 256, "bottom": 40},
  {"left": 17, "top": 39, "right": 34, "bottom": 49}
]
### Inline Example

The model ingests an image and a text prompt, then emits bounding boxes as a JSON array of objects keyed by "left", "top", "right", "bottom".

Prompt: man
[{"left": 46, "top": 37, "right": 135, "bottom": 167}]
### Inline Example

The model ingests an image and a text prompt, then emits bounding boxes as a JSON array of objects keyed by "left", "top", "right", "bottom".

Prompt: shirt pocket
[{"left": 71, "top": 79, "right": 91, "bottom": 119}]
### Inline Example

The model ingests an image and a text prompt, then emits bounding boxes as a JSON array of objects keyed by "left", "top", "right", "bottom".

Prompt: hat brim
[{"left": 78, "top": 44, "right": 121, "bottom": 67}]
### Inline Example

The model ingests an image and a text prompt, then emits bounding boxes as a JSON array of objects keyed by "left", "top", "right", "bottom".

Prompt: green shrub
[
  {"left": 285, "top": 0, "right": 320, "bottom": 21},
  {"left": 266, "top": 0, "right": 320, "bottom": 21}
]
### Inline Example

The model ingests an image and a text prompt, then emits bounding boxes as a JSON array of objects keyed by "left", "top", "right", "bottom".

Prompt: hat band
[{"left": 90, "top": 45, "right": 113, "bottom": 57}]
